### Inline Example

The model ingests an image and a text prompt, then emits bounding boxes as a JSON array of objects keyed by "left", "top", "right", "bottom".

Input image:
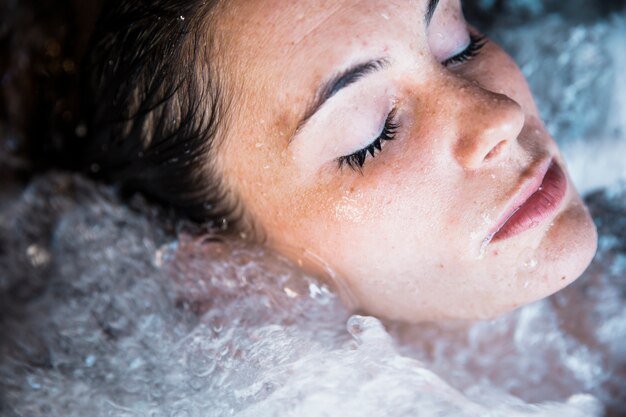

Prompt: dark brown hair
[{"left": 82, "top": 0, "right": 239, "bottom": 228}]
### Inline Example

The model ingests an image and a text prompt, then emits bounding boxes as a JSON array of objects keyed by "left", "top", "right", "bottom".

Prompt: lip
[{"left": 486, "top": 158, "right": 568, "bottom": 244}]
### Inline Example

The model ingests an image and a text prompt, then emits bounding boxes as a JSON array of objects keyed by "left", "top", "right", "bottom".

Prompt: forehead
[
  {"left": 218, "top": 0, "right": 427, "bottom": 123},
  {"left": 222, "top": 0, "right": 414, "bottom": 44},
  {"left": 223, "top": 0, "right": 427, "bottom": 62}
]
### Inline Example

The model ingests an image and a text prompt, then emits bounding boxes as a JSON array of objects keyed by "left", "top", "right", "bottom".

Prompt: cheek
[{"left": 272, "top": 162, "right": 460, "bottom": 285}]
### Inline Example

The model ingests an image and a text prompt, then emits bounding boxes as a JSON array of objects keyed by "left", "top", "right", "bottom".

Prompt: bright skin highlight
[{"left": 211, "top": 0, "right": 597, "bottom": 322}]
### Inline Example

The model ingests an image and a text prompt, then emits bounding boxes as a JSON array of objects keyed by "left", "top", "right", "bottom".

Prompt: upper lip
[{"left": 485, "top": 157, "right": 553, "bottom": 242}]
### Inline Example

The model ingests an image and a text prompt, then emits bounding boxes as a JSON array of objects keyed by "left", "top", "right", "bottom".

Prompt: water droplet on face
[
  {"left": 517, "top": 248, "right": 539, "bottom": 273},
  {"left": 470, "top": 230, "right": 482, "bottom": 242},
  {"left": 524, "top": 258, "right": 538, "bottom": 271},
  {"left": 478, "top": 235, "right": 493, "bottom": 259}
]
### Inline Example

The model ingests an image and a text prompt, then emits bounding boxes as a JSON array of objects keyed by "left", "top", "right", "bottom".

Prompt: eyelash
[
  {"left": 442, "top": 34, "right": 487, "bottom": 66},
  {"left": 336, "top": 109, "right": 399, "bottom": 171},
  {"left": 336, "top": 34, "right": 486, "bottom": 172}
]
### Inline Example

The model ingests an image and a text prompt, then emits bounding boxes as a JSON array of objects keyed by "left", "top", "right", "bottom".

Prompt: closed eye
[
  {"left": 337, "top": 109, "right": 399, "bottom": 172},
  {"left": 442, "top": 34, "right": 487, "bottom": 67}
]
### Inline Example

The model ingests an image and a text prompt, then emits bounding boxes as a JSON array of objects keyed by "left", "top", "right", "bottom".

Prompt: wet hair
[{"left": 82, "top": 0, "right": 238, "bottom": 229}]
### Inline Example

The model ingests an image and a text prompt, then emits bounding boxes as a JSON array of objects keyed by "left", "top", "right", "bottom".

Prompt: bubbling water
[{"left": 1, "top": 173, "right": 624, "bottom": 417}]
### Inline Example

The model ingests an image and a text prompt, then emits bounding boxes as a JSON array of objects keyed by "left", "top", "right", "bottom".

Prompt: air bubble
[
  {"left": 85, "top": 355, "right": 96, "bottom": 367},
  {"left": 26, "top": 244, "right": 50, "bottom": 267}
]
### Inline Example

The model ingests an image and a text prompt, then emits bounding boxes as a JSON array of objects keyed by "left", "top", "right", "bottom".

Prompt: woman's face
[{"left": 214, "top": 0, "right": 597, "bottom": 322}]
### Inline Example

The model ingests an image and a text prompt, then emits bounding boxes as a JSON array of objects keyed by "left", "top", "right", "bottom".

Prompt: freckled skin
[{"left": 213, "top": 0, "right": 597, "bottom": 322}]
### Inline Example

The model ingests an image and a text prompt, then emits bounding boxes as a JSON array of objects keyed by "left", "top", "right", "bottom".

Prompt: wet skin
[{"left": 212, "top": 0, "right": 598, "bottom": 322}]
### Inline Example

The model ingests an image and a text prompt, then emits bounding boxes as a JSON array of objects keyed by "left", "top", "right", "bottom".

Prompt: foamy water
[{"left": 1, "top": 4, "right": 625, "bottom": 417}]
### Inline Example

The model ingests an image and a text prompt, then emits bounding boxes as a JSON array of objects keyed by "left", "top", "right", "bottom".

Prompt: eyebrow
[
  {"left": 293, "top": 0, "right": 441, "bottom": 139},
  {"left": 426, "top": 0, "right": 441, "bottom": 25},
  {"left": 293, "top": 58, "right": 389, "bottom": 137}
]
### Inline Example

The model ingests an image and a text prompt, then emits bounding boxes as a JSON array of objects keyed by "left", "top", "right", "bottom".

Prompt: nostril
[{"left": 484, "top": 140, "right": 508, "bottom": 162}]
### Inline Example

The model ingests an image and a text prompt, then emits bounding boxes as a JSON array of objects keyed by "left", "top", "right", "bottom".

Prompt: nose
[{"left": 452, "top": 84, "right": 525, "bottom": 170}]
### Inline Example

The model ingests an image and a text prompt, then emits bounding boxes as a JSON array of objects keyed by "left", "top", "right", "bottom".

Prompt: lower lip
[{"left": 492, "top": 161, "right": 568, "bottom": 242}]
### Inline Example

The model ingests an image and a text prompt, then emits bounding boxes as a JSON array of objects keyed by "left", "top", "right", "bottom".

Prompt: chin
[
  {"left": 550, "top": 195, "right": 597, "bottom": 278},
  {"left": 523, "top": 192, "right": 598, "bottom": 305},
  {"left": 479, "top": 191, "right": 598, "bottom": 319}
]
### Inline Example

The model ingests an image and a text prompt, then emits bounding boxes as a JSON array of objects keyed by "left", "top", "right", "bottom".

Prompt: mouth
[{"left": 486, "top": 159, "right": 568, "bottom": 245}]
